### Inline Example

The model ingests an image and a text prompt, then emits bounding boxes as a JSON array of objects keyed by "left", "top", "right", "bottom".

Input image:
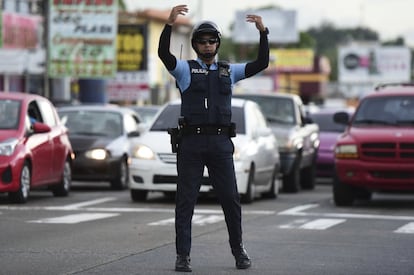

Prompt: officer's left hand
[{"left": 246, "top": 14, "right": 266, "bottom": 32}]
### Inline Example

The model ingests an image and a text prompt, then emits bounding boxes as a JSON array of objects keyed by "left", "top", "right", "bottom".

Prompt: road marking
[
  {"left": 394, "top": 222, "right": 414, "bottom": 234},
  {"left": 148, "top": 214, "right": 225, "bottom": 226},
  {"left": 279, "top": 218, "right": 345, "bottom": 230},
  {"left": 28, "top": 213, "right": 120, "bottom": 224},
  {"left": 278, "top": 204, "right": 414, "bottom": 221},
  {"left": 59, "top": 197, "right": 117, "bottom": 210},
  {"left": 299, "top": 218, "right": 346, "bottom": 230}
]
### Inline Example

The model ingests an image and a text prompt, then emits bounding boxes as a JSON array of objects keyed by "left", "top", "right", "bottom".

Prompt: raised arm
[
  {"left": 244, "top": 15, "right": 269, "bottom": 78},
  {"left": 158, "top": 5, "right": 189, "bottom": 71}
]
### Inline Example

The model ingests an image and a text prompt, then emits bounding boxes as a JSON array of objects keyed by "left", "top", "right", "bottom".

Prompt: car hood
[
  {"left": 268, "top": 123, "right": 297, "bottom": 141},
  {"left": 137, "top": 130, "right": 172, "bottom": 153},
  {"left": 69, "top": 135, "right": 116, "bottom": 151},
  {"left": 348, "top": 126, "right": 414, "bottom": 142}
]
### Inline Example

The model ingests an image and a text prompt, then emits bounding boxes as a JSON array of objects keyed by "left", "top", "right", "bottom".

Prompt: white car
[{"left": 129, "top": 98, "right": 281, "bottom": 203}]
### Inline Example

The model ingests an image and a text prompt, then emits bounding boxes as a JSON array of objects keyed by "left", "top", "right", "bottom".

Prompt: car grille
[
  {"left": 153, "top": 175, "right": 211, "bottom": 185},
  {"left": 158, "top": 153, "right": 177, "bottom": 164},
  {"left": 361, "top": 142, "right": 414, "bottom": 160}
]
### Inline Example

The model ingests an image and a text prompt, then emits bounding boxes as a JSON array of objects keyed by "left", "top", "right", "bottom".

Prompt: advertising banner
[
  {"left": 269, "top": 49, "right": 314, "bottom": 72},
  {"left": 48, "top": 0, "right": 118, "bottom": 78},
  {"left": 106, "top": 24, "right": 149, "bottom": 101},
  {"left": 338, "top": 46, "right": 412, "bottom": 83},
  {"left": 1, "top": 12, "right": 42, "bottom": 49},
  {"left": 232, "top": 9, "right": 298, "bottom": 44}
]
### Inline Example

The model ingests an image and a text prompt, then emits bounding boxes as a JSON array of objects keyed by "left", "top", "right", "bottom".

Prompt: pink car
[
  {"left": 310, "top": 108, "right": 353, "bottom": 179},
  {"left": 0, "top": 92, "right": 73, "bottom": 203}
]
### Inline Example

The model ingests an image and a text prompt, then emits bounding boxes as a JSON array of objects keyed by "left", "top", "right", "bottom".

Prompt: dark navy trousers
[{"left": 175, "top": 134, "right": 242, "bottom": 256}]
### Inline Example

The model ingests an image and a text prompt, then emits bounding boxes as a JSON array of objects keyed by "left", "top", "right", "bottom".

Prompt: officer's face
[{"left": 195, "top": 35, "right": 218, "bottom": 55}]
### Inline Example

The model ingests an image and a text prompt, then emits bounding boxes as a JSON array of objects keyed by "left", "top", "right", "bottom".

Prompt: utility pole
[{"left": 42, "top": 0, "right": 50, "bottom": 98}]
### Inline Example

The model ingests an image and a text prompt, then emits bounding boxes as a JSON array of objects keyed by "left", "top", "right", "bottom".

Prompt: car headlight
[
  {"left": 335, "top": 144, "right": 358, "bottom": 159},
  {"left": 133, "top": 145, "right": 155, "bottom": 160},
  {"left": 0, "top": 138, "right": 18, "bottom": 156},
  {"left": 85, "top": 148, "right": 108, "bottom": 160}
]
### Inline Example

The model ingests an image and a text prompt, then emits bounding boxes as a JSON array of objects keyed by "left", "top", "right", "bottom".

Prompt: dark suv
[{"left": 333, "top": 83, "right": 414, "bottom": 206}]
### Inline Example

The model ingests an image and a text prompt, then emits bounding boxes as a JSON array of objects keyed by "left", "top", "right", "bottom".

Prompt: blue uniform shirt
[{"left": 171, "top": 58, "right": 247, "bottom": 93}]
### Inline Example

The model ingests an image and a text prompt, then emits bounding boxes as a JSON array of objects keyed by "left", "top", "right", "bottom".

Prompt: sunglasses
[{"left": 195, "top": 38, "right": 218, "bottom": 45}]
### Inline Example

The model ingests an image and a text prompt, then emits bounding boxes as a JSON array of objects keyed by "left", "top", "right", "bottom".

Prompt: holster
[
  {"left": 167, "top": 127, "right": 181, "bottom": 153},
  {"left": 167, "top": 117, "right": 186, "bottom": 153}
]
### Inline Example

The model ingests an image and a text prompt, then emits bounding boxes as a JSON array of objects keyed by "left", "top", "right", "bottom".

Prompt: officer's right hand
[{"left": 167, "top": 5, "right": 189, "bottom": 26}]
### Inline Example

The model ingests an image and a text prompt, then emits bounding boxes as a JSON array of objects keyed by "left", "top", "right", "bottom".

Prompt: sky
[{"left": 125, "top": 0, "right": 414, "bottom": 46}]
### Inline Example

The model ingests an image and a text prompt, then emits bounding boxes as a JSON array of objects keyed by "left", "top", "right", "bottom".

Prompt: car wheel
[
  {"left": 355, "top": 188, "right": 372, "bottom": 201},
  {"left": 241, "top": 165, "right": 255, "bottom": 204},
  {"left": 300, "top": 161, "right": 316, "bottom": 190},
  {"left": 130, "top": 189, "right": 148, "bottom": 202},
  {"left": 262, "top": 165, "right": 279, "bottom": 199},
  {"left": 52, "top": 159, "right": 71, "bottom": 197},
  {"left": 282, "top": 161, "right": 300, "bottom": 193},
  {"left": 110, "top": 158, "right": 129, "bottom": 190},
  {"left": 333, "top": 175, "right": 355, "bottom": 206},
  {"left": 9, "top": 162, "right": 31, "bottom": 203}
]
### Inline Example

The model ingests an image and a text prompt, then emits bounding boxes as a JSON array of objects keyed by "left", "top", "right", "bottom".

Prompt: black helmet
[
  {"left": 191, "top": 20, "right": 221, "bottom": 41},
  {"left": 191, "top": 21, "right": 221, "bottom": 58}
]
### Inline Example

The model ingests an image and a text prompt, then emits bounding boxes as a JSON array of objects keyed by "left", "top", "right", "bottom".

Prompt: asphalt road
[{"left": 1, "top": 180, "right": 414, "bottom": 275}]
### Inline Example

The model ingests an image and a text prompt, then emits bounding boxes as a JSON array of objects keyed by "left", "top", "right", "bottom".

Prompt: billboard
[
  {"left": 48, "top": 0, "right": 118, "bottom": 78},
  {"left": 106, "top": 24, "right": 149, "bottom": 101},
  {"left": 338, "top": 46, "right": 411, "bottom": 83},
  {"left": 269, "top": 49, "right": 314, "bottom": 72},
  {"left": 232, "top": 9, "right": 298, "bottom": 44}
]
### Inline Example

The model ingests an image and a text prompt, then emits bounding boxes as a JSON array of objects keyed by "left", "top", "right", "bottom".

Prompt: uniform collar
[{"left": 196, "top": 58, "right": 218, "bottom": 70}]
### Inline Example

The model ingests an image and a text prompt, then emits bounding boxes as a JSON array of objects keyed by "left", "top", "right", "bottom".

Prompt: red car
[
  {"left": 0, "top": 92, "right": 73, "bottom": 203},
  {"left": 333, "top": 83, "right": 414, "bottom": 206}
]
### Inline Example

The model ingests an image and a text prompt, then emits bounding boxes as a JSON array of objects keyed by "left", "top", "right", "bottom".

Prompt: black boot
[
  {"left": 231, "top": 245, "right": 251, "bottom": 269},
  {"left": 175, "top": 255, "right": 192, "bottom": 272}
]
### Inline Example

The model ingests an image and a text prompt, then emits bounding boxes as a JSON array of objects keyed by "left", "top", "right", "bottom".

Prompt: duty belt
[{"left": 181, "top": 125, "right": 231, "bottom": 136}]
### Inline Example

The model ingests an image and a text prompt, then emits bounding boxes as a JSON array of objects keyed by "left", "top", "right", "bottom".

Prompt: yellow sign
[{"left": 270, "top": 49, "right": 314, "bottom": 72}]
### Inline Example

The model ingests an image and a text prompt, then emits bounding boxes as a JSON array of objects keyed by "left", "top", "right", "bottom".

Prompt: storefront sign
[{"left": 48, "top": 0, "right": 118, "bottom": 78}]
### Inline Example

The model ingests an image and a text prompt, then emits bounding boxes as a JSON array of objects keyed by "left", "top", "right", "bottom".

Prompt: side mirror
[
  {"left": 32, "top": 122, "right": 51, "bottom": 133},
  {"left": 333, "top": 111, "right": 350, "bottom": 125}
]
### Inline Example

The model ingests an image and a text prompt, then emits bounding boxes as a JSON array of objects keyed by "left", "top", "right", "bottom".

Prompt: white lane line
[
  {"left": 279, "top": 219, "right": 310, "bottom": 229},
  {"left": 394, "top": 222, "right": 414, "bottom": 234},
  {"left": 299, "top": 218, "right": 346, "bottom": 230},
  {"left": 59, "top": 197, "right": 117, "bottom": 210},
  {"left": 28, "top": 213, "right": 120, "bottom": 224},
  {"left": 278, "top": 204, "right": 414, "bottom": 221},
  {"left": 192, "top": 214, "right": 224, "bottom": 225},
  {"left": 148, "top": 215, "right": 225, "bottom": 226}
]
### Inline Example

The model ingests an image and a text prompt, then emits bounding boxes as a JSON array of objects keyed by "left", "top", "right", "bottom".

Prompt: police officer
[{"left": 158, "top": 4, "right": 269, "bottom": 272}]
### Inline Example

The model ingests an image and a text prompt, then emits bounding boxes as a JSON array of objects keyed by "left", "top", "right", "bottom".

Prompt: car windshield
[
  {"left": 353, "top": 96, "right": 414, "bottom": 126},
  {"left": 311, "top": 112, "right": 347, "bottom": 132},
  {"left": 0, "top": 99, "right": 21, "bottom": 130},
  {"left": 234, "top": 95, "right": 295, "bottom": 125},
  {"left": 59, "top": 110, "right": 123, "bottom": 137},
  {"left": 150, "top": 104, "right": 245, "bottom": 134}
]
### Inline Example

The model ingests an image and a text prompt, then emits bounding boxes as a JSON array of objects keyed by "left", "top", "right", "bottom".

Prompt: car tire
[
  {"left": 282, "top": 160, "right": 300, "bottom": 193},
  {"left": 52, "top": 159, "right": 72, "bottom": 197},
  {"left": 241, "top": 165, "right": 255, "bottom": 204},
  {"left": 333, "top": 174, "right": 355, "bottom": 206},
  {"left": 300, "top": 161, "right": 316, "bottom": 190},
  {"left": 110, "top": 158, "right": 129, "bottom": 190},
  {"left": 130, "top": 189, "right": 148, "bottom": 202},
  {"left": 9, "top": 162, "right": 31, "bottom": 204},
  {"left": 262, "top": 165, "right": 279, "bottom": 199}
]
